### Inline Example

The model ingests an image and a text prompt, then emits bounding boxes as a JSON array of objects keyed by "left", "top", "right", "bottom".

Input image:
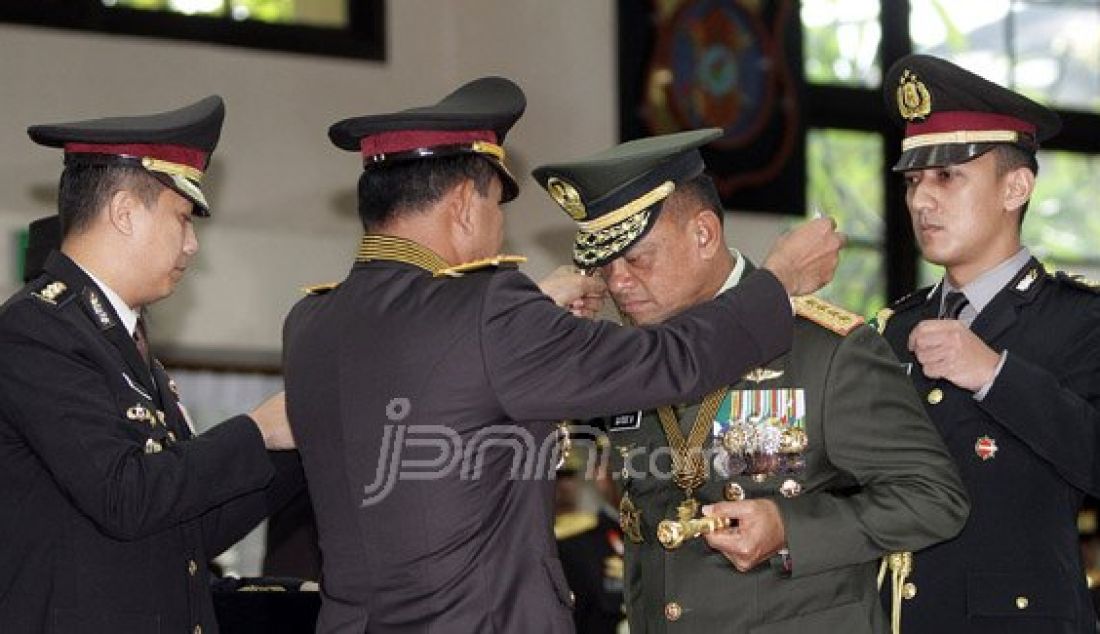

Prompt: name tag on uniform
[{"left": 608, "top": 411, "right": 642, "bottom": 432}]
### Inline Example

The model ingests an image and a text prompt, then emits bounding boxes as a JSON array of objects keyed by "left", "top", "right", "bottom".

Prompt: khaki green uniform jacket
[{"left": 609, "top": 284, "right": 968, "bottom": 634}]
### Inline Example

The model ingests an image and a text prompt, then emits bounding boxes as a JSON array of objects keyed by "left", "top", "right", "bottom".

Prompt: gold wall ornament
[
  {"left": 547, "top": 177, "right": 587, "bottom": 220},
  {"left": 897, "top": 70, "right": 932, "bottom": 121}
]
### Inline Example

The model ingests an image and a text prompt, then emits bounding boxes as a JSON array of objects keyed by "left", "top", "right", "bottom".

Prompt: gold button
[
  {"left": 1016, "top": 596, "right": 1029, "bottom": 610},
  {"left": 902, "top": 582, "right": 917, "bottom": 600},
  {"left": 664, "top": 601, "right": 683, "bottom": 622},
  {"left": 724, "top": 482, "right": 745, "bottom": 501},
  {"left": 188, "top": 559, "right": 197, "bottom": 576},
  {"left": 194, "top": 626, "right": 202, "bottom": 634},
  {"left": 927, "top": 388, "right": 943, "bottom": 405}
]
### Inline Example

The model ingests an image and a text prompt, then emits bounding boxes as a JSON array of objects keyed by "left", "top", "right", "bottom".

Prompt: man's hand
[
  {"left": 701, "top": 500, "right": 786, "bottom": 572},
  {"left": 909, "top": 319, "right": 1001, "bottom": 391},
  {"left": 250, "top": 391, "right": 296, "bottom": 450},
  {"left": 538, "top": 265, "right": 607, "bottom": 319},
  {"left": 762, "top": 217, "right": 845, "bottom": 296}
]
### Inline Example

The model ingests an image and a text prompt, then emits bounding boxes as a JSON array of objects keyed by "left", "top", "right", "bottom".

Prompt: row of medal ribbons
[{"left": 712, "top": 389, "right": 807, "bottom": 479}]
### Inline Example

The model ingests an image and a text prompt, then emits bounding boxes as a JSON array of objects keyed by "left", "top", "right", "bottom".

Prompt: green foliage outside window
[
  {"left": 805, "top": 129, "right": 885, "bottom": 318},
  {"left": 104, "top": 0, "right": 344, "bottom": 27},
  {"left": 802, "top": 0, "right": 882, "bottom": 86}
]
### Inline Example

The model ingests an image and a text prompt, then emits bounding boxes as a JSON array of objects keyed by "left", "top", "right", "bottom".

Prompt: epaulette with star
[
  {"left": 435, "top": 255, "right": 527, "bottom": 278},
  {"left": 792, "top": 295, "right": 865, "bottom": 336},
  {"left": 301, "top": 282, "right": 340, "bottom": 296},
  {"left": 30, "top": 278, "right": 72, "bottom": 307},
  {"left": 1054, "top": 271, "right": 1100, "bottom": 294}
]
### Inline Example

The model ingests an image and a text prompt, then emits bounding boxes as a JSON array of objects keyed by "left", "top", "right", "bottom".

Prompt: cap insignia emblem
[
  {"left": 897, "top": 69, "right": 932, "bottom": 121},
  {"left": 547, "top": 177, "right": 587, "bottom": 220}
]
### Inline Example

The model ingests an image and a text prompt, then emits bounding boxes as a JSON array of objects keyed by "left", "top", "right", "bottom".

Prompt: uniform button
[
  {"left": 665, "top": 601, "right": 683, "bottom": 622},
  {"left": 1016, "top": 595, "right": 1029, "bottom": 610},
  {"left": 902, "top": 582, "right": 917, "bottom": 600},
  {"left": 193, "top": 626, "right": 202, "bottom": 634},
  {"left": 724, "top": 482, "right": 745, "bottom": 501},
  {"left": 927, "top": 388, "right": 943, "bottom": 405},
  {"left": 188, "top": 559, "right": 198, "bottom": 576}
]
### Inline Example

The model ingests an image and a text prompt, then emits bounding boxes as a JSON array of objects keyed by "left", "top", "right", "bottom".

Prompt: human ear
[
  {"left": 1003, "top": 166, "right": 1035, "bottom": 214},
  {"left": 106, "top": 189, "right": 138, "bottom": 236}
]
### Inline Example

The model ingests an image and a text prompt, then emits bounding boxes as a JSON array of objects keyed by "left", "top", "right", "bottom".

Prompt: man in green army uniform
[{"left": 534, "top": 129, "right": 970, "bottom": 633}]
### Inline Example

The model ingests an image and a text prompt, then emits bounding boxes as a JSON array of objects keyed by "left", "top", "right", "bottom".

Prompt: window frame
[{"left": 0, "top": 0, "right": 385, "bottom": 61}]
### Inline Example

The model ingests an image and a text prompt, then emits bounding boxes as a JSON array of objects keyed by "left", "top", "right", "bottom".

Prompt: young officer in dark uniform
[
  {"left": 0, "top": 97, "right": 302, "bottom": 634},
  {"left": 877, "top": 54, "right": 1100, "bottom": 633},
  {"left": 534, "top": 129, "right": 969, "bottom": 633},
  {"left": 282, "top": 77, "right": 845, "bottom": 633}
]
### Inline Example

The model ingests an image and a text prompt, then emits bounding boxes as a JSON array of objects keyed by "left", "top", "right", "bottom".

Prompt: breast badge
[{"left": 974, "top": 435, "right": 998, "bottom": 461}]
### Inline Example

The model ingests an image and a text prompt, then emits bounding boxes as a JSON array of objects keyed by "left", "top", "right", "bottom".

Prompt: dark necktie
[
  {"left": 133, "top": 316, "right": 150, "bottom": 366},
  {"left": 941, "top": 290, "right": 969, "bottom": 320}
]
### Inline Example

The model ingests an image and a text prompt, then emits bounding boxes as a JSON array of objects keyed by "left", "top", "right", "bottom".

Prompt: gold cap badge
[
  {"left": 897, "top": 69, "right": 932, "bottom": 121},
  {"left": 547, "top": 177, "right": 586, "bottom": 220}
]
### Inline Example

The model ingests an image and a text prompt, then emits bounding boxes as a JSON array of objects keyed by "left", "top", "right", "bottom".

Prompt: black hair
[
  {"left": 56, "top": 165, "right": 164, "bottom": 238},
  {"left": 356, "top": 154, "right": 498, "bottom": 231},
  {"left": 675, "top": 172, "right": 725, "bottom": 226}
]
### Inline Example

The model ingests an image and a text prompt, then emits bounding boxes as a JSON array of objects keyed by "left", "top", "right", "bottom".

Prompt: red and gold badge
[{"left": 975, "top": 435, "right": 998, "bottom": 461}]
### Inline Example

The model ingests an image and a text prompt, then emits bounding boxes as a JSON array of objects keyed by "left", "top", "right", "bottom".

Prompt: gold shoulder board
[
  {"left": 301, "top": 282, "right": 339, "bottom": 295},
  {"left": 793, "top": 295, "right": 865, "bottom": 336},
  {"left": 435, "top": 254, "right": 527, "bottom": 278},
  {"left": 1058, "top": 271, "right": 1100, "bottom": 294},
  {"left": 554, "top": 511, "right": 598, "bottom": 540}
]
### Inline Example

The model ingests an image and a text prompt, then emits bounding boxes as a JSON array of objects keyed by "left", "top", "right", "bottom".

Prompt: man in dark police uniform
[
  {"left": 877, "top": 54, "right": 1100, "bottom": 633},
  {"left": 282, "top": 76, "right": 844, "bottom": 633},
  {"left": 534, "top": 129, "right": 969, "bottom": 634},
  {"left": 0, "top": 97, "right": 302, "bottom": 634}
]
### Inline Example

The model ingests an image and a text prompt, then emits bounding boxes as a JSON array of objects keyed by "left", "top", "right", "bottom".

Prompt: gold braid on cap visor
[
  {"left": 141, "top": 156, "right": 207, "bottom": 208},
  {"left": 570, "top": 181, "right": 675, "bottom": 267},
  {"left": 901, "top": 130, "right": 1021, "bottom": 152}
]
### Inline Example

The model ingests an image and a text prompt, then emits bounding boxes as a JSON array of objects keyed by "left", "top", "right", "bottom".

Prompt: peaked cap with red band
[
  {"left": 328, "top": 77, "right": 526, "bottom": 202},
  {"left": 27, "top": 96, "right": 225, "bottom": 215},
  {"left": 884, "top": 54, "right": 1060, "bottom": 172}
]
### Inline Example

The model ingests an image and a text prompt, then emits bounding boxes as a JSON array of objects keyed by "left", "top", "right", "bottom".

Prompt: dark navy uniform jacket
[
  {"left": 882, "top": 258, "right": 1100, "bottom": 633},
  {"left": 282, "top": 251, "right": 794, "bottom": 634},
  {"left": 0, "top": 252, "right": 303, "bottom": 634}
]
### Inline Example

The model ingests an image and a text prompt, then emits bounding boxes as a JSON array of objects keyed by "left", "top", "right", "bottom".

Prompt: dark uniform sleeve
[
  {"left": 481, "top": 268, "right": 793, "bottom": 421},
  {"left": 778, "top": 326, "right": 969, "bottom": 577},
  {"left": 976, "top": 305, "right": 1100, "bottom": 496},
  {"left": 0, "top": 324, "right": 275, "bottom": 542},
  {"left": 201, "top": 450, "right": 306, "bottom": 557}
]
